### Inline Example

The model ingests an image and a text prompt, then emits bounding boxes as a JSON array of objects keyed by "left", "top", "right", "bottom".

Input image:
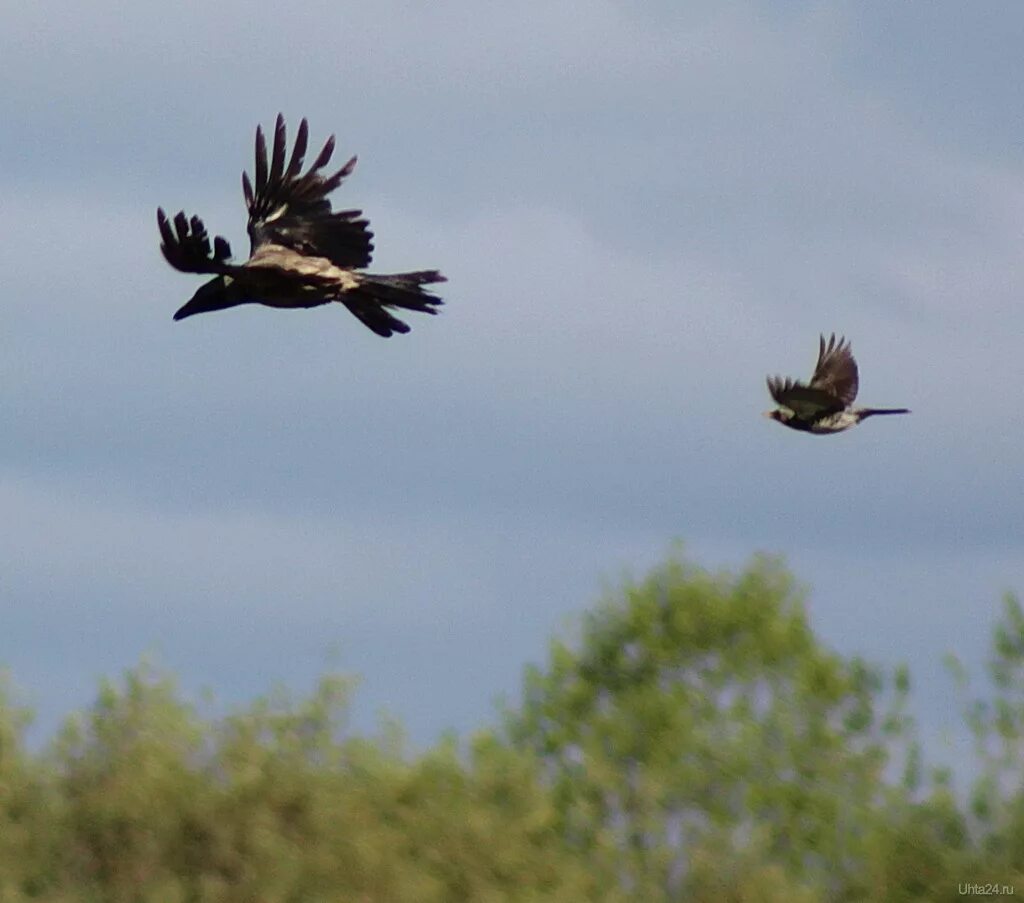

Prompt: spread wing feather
[
  {"left": 766, "top": 375, "right": 843, "bottom": 419},
  {"left": 809, "top": 333, "right": 859, "bottom": 407},
  {"left": 157, "top": 208, "right": 234, "bottom": 275},
  {"left": 243, "top": 114, "right": 374, "bottom": 269}
]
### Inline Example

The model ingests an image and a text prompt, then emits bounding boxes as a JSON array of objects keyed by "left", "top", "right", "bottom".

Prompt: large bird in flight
[
  {"left": 157, "top": 115, "right": 446, "bottom": 336},
  {"left": 764, "top": 334, "right": 909, "bottom": 434}
]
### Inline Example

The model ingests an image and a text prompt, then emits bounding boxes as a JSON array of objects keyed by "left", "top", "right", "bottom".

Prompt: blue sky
[{"left": 1, "top": 1, "right": 1022, "bottom": 758}]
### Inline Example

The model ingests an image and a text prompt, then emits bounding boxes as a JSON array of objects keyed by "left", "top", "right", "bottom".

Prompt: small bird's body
[
  {"left": 158, "top": 115, "right": 446, "bottom": 336},
  {"left": 764, "top": 334, "right": 909, "bottom": 434}
]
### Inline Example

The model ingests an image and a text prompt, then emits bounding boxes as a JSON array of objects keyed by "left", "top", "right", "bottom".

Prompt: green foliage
[
  {"left": 0, "top": 673, "right": 64, "bottom": 900},
  {"left": 504, "top": 551, "right": 1021, "bottom": 901},
  {"left": 943, "top": 593, "right": 1024, "bottom": 895},
  {"left": 507, "top": 552, "right": 900, "bottom": 898},
  {"left": 1, "top": 553, "right": 1023, "bottom": 901},
  {"left": 0, "top": 667, "right": 604, "bottom": 902}
]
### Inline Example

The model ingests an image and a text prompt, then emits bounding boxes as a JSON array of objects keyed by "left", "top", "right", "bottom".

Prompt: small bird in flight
[
  {"left": 764, "top": 334, "right": 909, "bottom": 434},
  {"left": 157, "top": 115, "right": 446, "bottom": 336}
]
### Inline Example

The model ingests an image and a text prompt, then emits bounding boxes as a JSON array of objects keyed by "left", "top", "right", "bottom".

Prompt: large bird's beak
[
  {"left": 173, "top": 277, "right": 238, "bottom": 321},
  {"left": 173, "top": 300, "right": 203, "bottom": 321},
  {"left": 762, "top": 410, "right": 774, "bottom": 418}
]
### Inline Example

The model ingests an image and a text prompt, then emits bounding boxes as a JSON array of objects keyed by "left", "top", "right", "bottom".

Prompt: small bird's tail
[
  {"left": 343, "top": 270, "right": 447, "bottom": 337},
  {"left": 860, "top": 407, "right": 910, "bottom": 419}
]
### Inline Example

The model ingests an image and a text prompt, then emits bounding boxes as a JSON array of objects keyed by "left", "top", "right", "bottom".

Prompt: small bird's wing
[
  {"left": 157, "top": 208, "right": 234, "bottom": 274},
  {"left": 808, "top": 333, "right": 859, "bottom": 407},
  {"left": 243, "top": 114, "right": 374, "bottom": 269},
  {"left": 766, "top": 375, "right": 845, "bottom": 419}
]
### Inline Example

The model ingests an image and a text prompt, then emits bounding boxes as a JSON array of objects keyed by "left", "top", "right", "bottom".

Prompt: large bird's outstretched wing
[
  {"left": 766, "top": 334, "right": 858, "bottom": 419},
  {"left": 157, "top": 208, "right": 234, "bottom": 274},
  {"left": 243, "top": 115, "right": 374, "bottom": 269}
]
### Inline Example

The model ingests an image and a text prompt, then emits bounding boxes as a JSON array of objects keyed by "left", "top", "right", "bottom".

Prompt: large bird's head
[
  {"left": 763, "top": 408, "right": 790, "bottom": 424},
  {"left": 173, "top": 276, "right": 241, "bottom": 321}
]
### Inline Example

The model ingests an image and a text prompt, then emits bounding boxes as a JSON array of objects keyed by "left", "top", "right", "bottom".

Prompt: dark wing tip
[
  {"left": 270, "top": 115, "right": 287, "bottom": 183},
  {"left": 286, "top": 118, "right": 310, "bottom": 178},
  {"left": 766, "top": 374, "right": 799, "bottom": 406},
  {"left": 310, "top": 133, "right": 336, "bottom": 172},
  {"left": 254, "top": 122, "right": 268, "bottom": 191},
  {"left": 822, "top": 332, "right": 851, "bottom": 356},
  {"left": 157, "top": 208, "right": 233, "bottom": 273}
]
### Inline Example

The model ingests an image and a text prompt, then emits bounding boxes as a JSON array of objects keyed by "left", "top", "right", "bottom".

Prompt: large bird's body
[
  {"left": 764, "top": 334, "right": 909, "bottom": 434},
  {"left": 158, "top": 115, "right": 445, "bottom": 336}
]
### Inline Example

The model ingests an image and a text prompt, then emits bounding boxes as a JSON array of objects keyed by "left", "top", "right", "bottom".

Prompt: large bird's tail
[
  {"left": 343, "top": 270, "right": 447, "bottom": 337},
  {"left": 860, "top": 407, "right": 911, "bottom": 419}
]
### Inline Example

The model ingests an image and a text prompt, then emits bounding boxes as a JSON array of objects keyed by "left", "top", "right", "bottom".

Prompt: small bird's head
[{"left": 173, "top": 276, "right": 241, "bottom": 321}]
